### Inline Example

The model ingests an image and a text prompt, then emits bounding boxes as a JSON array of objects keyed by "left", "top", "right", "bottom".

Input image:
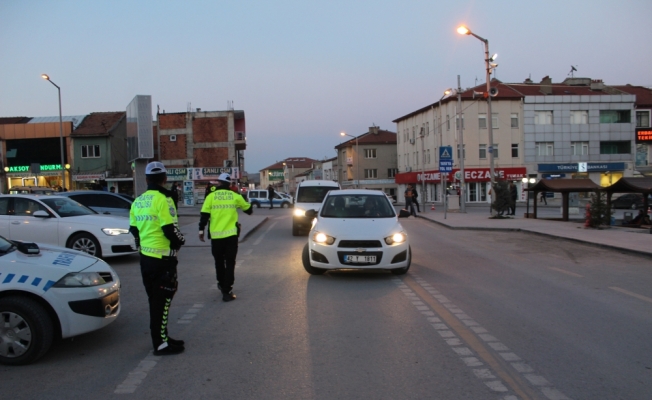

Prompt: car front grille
[{"left": 338, "top": 240, "right": 383, "bottom": 248}]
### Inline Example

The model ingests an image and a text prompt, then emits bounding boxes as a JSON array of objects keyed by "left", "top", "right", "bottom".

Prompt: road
[{"left": 2, "top": 208, "right": 651, "bottom": 399}]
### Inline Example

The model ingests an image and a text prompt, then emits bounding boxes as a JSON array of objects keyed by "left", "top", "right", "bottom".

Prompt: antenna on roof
[{"left": 568, "top": 65, "right": 578, "bottom": 78}]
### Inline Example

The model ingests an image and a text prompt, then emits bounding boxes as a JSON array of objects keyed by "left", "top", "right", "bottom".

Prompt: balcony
[{"left": 235, "top": 131, "right": 246, "bottom": 150}]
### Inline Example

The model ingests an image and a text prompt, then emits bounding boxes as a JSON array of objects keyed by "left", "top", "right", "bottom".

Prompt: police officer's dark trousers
[
  {"left": 140, "top": 254, "right": 178, "bottom": 349},
  {"left": 211, "top": 235, "right": 238, "bottom": 293}
]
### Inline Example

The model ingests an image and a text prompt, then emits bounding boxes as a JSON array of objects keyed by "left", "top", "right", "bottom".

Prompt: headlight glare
[
  {"left": 312, "top": 231, "right": 335, "bottom": 245},
  {"left": 54, "top": 272, "right": 106, "bottom": 287},
  {"left": 384, "top": 232, "right": 406, "bottom": 245},
  {"left": 102, "top": 228, "right": 129, "bottom": 236},
  {"left": 294, "top": 208, "right": 305, "bottom": 217}
]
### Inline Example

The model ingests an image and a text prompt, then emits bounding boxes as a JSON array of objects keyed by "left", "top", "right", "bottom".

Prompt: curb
[{"left": 239, "top": 217, "right": 269, "bottom": 243}]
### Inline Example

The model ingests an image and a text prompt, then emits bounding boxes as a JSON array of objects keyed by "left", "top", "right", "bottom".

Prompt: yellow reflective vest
[
  {"left": 201, "top": 189, "right": 251, "bottom": 239},
  {"left": 130, "top": 190, "right": 179, "bottom": 258}
]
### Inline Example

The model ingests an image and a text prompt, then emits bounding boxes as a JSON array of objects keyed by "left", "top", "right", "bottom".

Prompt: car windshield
[
  {"left": 0, "top": 235, "right": 15, "bottom": 255},
  {"left": 41, "top": 198, "right": 97, "bottom": 217},
  {"left": 296, "top": 186, "right": 336, "bottom": 203},
  {"left": 321, "top": 194, "right": 395, "bottom": 218}
]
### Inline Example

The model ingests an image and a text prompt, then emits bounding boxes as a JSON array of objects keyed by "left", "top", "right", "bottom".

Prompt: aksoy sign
[{"left": 7, "top": 164, "right": 63, "bottom": 172}]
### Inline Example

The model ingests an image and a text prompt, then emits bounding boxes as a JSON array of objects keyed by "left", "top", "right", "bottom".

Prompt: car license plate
[{"left": 344, "top": 255, "right": 376, "bottom": 263}]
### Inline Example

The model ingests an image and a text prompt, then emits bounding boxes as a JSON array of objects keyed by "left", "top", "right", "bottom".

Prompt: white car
[
  {"left": 0, "top": 237, "right": 120, "bottom": 365},
  {"left": 302, "top": 189, "right": 411, "bottom": 275},
  {"left": 293, "top": 180, "right": 341, "bottom": 236},
  {"left": 0, "top": 195, "right": 137, "bottom": 258}
]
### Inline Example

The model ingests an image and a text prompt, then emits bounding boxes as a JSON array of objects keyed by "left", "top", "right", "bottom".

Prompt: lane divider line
[
  {"left": 609, "top": 286, "right": 652, "bottom": 304},
  {"left": 548, "top": 267, "right": 583, "bottom": 278},
  {"left": 114, "top": 352, "right": 161, "bottom": 394},
  {"left": 254, "top": 221, "right": 278, "bottom": 245},
  {"left": 177, "top": 302, "right": 205, "bottom": 324},
  {"left": 394, "top": 275, "right": 572, "bottom": 400}
]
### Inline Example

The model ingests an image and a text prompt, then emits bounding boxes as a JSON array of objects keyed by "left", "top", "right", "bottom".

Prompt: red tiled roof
[
  {"left": 0, "top": 117, "right": 32, "bottom": 124},
  {"left": 260, "top": 157, "right": 319, "bottom": 171},
  {"left": 335, "top": 129, "right": 396, "bottom": 149},
  {"left": 612, "top": 85, "right": 652, "bottom": 108},
  {"left": 72, "top": 112, "right": 125, "bottom": 136}
]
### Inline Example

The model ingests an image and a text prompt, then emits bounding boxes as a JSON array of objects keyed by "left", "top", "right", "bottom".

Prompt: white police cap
[
  {"left": 145, "top": 161, "right": 167, "bottom": 175},
  {"left": 217, "top": 173, "right": 231, "bottom": 183}
]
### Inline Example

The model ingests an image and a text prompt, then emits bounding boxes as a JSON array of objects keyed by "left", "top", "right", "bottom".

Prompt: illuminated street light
[
  {"left": 457, "top": 25, "right": 496, "bottom": 215},
  {"left": 41, "top": 74, "right": 66, "bottom": 189},
  {"left": 340, "top": 131, "right": 359, "bottom": 188}
]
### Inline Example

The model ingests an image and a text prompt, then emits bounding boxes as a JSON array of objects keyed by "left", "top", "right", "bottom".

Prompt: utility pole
[{"left": 457, "top": 75, "right": 466, "bottom": 213}]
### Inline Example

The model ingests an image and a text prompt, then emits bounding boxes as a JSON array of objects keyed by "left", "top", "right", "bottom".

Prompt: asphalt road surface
[{"left": 2, "top": 208, "right": 651, "bottom": 399}]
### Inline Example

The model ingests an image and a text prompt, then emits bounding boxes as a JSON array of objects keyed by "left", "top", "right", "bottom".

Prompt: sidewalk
[
  {"left": 176, "top": 205, "right": 268, "bottom": 247},
  {"left": 411, "top": 203, "right": 652, "bottom": 258}
]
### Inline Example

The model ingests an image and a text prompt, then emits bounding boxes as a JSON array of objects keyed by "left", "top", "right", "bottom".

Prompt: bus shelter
[
  {"left": 525, "top": 179, "right": 602, "bottom": 221},
  {"left": 601, "top": 177, "right": 652, "bottom": 211}
]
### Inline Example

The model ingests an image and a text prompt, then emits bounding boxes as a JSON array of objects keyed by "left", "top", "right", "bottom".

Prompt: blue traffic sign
[{"left": 439, "top": 146, "right": 453, "bottom": 172}]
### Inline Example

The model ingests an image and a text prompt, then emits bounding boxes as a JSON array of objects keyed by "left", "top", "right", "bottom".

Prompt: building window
[
  {"left": 81, "top": 145, "right": 100, "bottom": 158},
  {"left": 388, "top": 168, "right": 398, "bottom": 178},
  {"left": 600, "top": 141, "right": 631, "bottom": 154},
  {"left": 446, "top": 115, "right": 450, "bottom": 131},
  {"left": 365, "top": 149, "right": 377, "bottom": 159},
  {"left": 492, "top": 113, "right": 498, "bottom": 129},
  {"left": 600, "top": 110, "right": 630, "bottom": 123},
  {"left": 511, "top": 113, "right": 519, "bottom": 128},
  {"left": 636, "top": 110, "right": 651, "bottom": 128},
  {"left": 426, "top": 122, "right": 430, "bottom": 136},
  {"left": 426, "top": 149, "right": 430, "bottom": 164},
  {"left": 571, "top": 141, "right": 589, "bottom": 155},
  {"left": 364, "top": 169, "right": 378, "bottom": 179},
  {"left": 479, "top": 144, "right": 487, "bottom": 159},
  {"left": 492, "top": 143, "right": 498, "bottom": 158},
  {"left": 536, "top": 142, "right": 554, "bottom": 156},
  {"left": 455, "top": 114, "right": 465, "bottom": 130},
  {"left": 511, "top": 143, "right": 518, "bottom": 158},
  {"left": 457, "top": 144, "right": 466, "bottom": 159},
  {"left": 479, "top": 114, "right": 487, "bottom": 129},
  {"left": 534, "top": 111, "right": 553, "bottom": 125},
  {"left": 570, "top": 111, "right": 588, "bottom": 124}
]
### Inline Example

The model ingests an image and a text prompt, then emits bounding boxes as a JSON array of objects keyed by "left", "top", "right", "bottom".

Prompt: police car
[{"left": 0, "top": 237, "right": 120, "bottom": 365}]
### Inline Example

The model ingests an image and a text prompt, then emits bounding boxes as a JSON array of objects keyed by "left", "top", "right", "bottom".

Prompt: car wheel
[
  {"left": 302, "top": 243, "right": 325, "bottom": 275},
  {"left": 253, "top": 201, "right": 260, "bottom": 208},
  {"left": 631, "top": 203, "right": 639, "bottom": 210},
  {"left": 68, "top": 233, "right": 102, "bottom": 258},
  {"left": 0, "top": 296, "right": 54, "bottom": 365},
  {"left": 391, "top": 246, "right": 411, "bottom": 275},
  {"left": 281, "top": 202, "right": 289, "bottom": 208}
]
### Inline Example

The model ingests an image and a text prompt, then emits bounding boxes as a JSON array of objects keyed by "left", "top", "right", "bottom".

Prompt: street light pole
[
  {"left": 458, "top": 25, "right": 495, "bottom": 215},
  {"left": 340, "top": 131, "right": 359, "bottom": 188},
  {"left": 41, "top": 74, "right": 66, "bottom": 189},
  {"left": 439, "top": 89, "right": 452, "bottom": 209},
  {"left": 456, "top": 75, "right": 466, "bottom": 213}
]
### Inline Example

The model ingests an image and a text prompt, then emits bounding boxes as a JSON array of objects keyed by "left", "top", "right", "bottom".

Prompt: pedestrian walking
[
  {"left": 404, "top": 184, "right": 416, "bottom": 217},
  {"left": 539, "top": 191, "right": 547, "bottom": 205},
  {"left": 171, "top": 182, "right": 179, "bottom": 210},
  {"left": 267, "top": 184, "right": 275, "bottom": 209},
  {"left": 412, "top": 185, "right": 420, "bottom": 213},
  {"left": 199, "top": 173, "right": 253, "bottom": 302},
  {"left": 509, "top": 181, "right": 517, "bottom": 215},
  {"left": 129, "top": 162, "right": 186, "bottom": 356}
]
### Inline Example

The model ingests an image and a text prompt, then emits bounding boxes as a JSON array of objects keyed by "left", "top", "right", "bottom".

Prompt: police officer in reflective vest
[
  {"left": 129, "top": 162, "right": 186, "bottom": 355},
  {"left": 199, "top": 173, "right": 252, "bottom": 302}
]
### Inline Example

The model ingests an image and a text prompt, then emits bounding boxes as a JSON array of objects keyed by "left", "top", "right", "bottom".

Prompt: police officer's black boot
[{"left": 222, "top": 291, "right": 236, "bottom": 302}]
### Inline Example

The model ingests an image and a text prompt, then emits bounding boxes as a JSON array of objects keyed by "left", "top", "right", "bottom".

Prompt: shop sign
[
  {"left": 73, "top": 173, "right": 105, "bottom": 181},
  {"left": 395, "top": 167, "right": 526, "bottom": 184},
  {"left": 268, "top": 169, "right": 284, "bottom": 181},
  {"left": 636, "top": 129, "right": 652, "bottom": 143},
  {"left": 166, "top": 168, "right": 187, "bottom": 181},
  {"left": 537, "top": 163, "right": 625, "bottom": 173},
  {"left": 7, "top": 164, "right": 63, "bottom": 172},
  {"left": 186, "top": 167, "right": 240, "bottom": 180}
]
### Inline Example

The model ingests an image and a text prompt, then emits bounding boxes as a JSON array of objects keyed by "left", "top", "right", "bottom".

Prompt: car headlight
[
  {"left": 102, "top": 228, "right": 130, "bottom": 236},
  {"left": 53, "top": 272, "right": 107, "bottom": 287},
  {"left": 384, "top": 232, "right": 406, "bottom": 245},
  {"left": 312, "top": 231, "right": 336, "bottom": 245},
  {"left": 294, "top": 208, "right": 305, "bottom": 217}
]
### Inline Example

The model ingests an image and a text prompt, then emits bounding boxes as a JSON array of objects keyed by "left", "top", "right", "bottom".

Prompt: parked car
[
  {"left": 301, "top": 189, "right": 411, "bottom": 275},
  {"left": 0, "top": 236, "right": 120, "bottom": 365},
  {"left": 611, "top": 193, "right": 646, "bottom": 210},
  {"left": 247, "top": 189, "right": 292, "bottom": 208},
  {"left": 0, "top": 195, "right": 136, "bottom": 258},
  {"left": 57, "top": 191, "right": 133, "bottom": 218},
  {"left": 8, "top": 186, "right": 56, "bottom": 195},
  {"left": 292, "top": 180, "right": 341, "bottom": 236}
]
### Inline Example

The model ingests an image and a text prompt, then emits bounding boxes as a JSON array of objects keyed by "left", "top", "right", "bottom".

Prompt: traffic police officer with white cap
[
  {"left": 129, "top": 162, "right": 186, "bottom": 355},
  {"left": 199, "top": 173, "right": 252, "bottom": 301}
]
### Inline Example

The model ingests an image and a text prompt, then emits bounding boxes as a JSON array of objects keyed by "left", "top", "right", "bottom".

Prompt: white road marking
[
  {"left": 114, "top": 353, "right": 161, "bottom": 394},
  {"left": 244, "top": 248, "right": 253, "bottom": 256},
  {"left": 548, "top": 267, "right": 583, "bottom": 278},
  {"left": 177, "top": 303, "right": 205, "bottom": 324},
  {"left": 394, "top": 275, "right": 571, "bottom": 399},
  {"left": 609, "top": 286, "right": 652, "bottom": 303},
  {"left": 254, "top": 221, "right": 278, "bottom": 245}
]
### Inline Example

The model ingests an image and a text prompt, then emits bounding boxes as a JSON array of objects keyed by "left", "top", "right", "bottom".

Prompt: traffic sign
[{"left": 439, "top": 146, "right": 453, "bottom": 173}]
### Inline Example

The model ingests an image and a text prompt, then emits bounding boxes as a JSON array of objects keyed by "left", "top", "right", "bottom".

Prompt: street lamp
[
  {"left": 41, "top": 74, "right": 66, "bottom": 189},
  {"left": 340, "top": 131, "right": 359, "bottom": 188},
  {"left": 438, "top": 89, "right": 452, "bottom": 209},
  {"left": 457, "top": 25, "right": 495, "bottom": 215},
  {"left": 522, "top": 177, "right": 536, "bottom": 217}
]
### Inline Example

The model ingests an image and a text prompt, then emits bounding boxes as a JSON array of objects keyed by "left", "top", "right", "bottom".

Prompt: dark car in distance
[{"left": 611, "top": 193, "right": 647, "bottom": 210}]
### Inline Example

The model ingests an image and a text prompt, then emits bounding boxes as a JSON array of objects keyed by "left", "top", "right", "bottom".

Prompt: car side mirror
[
  {"left": 398, "top": 209, "right": 410, "bottom": 218},
  {"left": 305, "top": 209, "right": 317, "bottom": 219},
  {"left": 33, "top": 210, "right": 50, "bottom": 218}
]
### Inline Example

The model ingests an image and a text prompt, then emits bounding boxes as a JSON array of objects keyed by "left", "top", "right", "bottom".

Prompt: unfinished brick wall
[
  {"left": 193, "top": 116, "right": 228, "bottom": 143},
  {"left": 159, "top": 113, "right": 186, "bottom": 130},
  {"left": 160, "top": 134, "right": 187, "bottom": 160},
  {"left": 194, "top": 147, "right": 228, "bottom": 167}
]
